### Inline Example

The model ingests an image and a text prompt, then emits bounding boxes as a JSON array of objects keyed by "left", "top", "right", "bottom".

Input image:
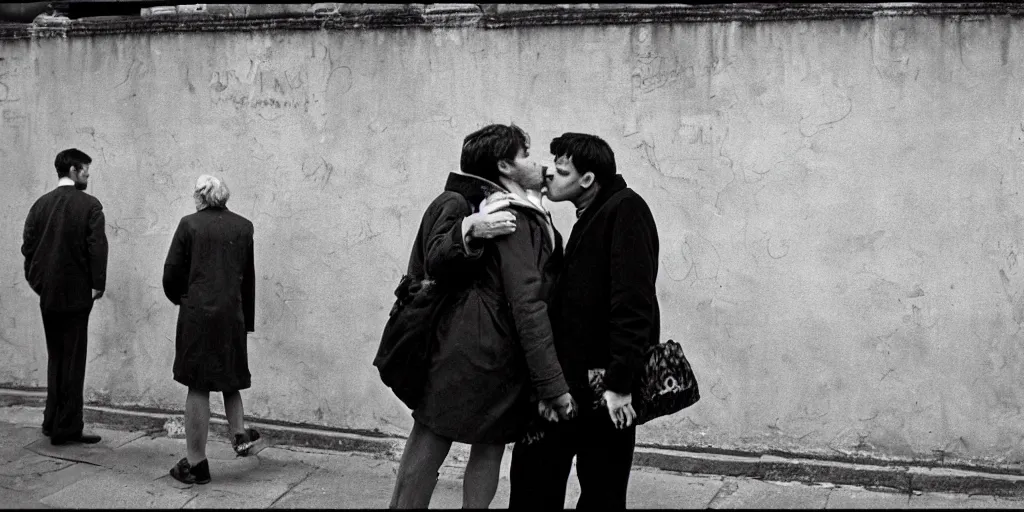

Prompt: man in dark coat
[
  {"left": 509, "top": 133, "right": 661, "bottom": 509},
  {"left": 22, "top": 148, "right": 108, "bottom": 446},
  {"left": 389, "top": 124, "right": 575, "bottom": 509},
  {"left": 163, "top": 174, "right": 259, "bottom": 485}
]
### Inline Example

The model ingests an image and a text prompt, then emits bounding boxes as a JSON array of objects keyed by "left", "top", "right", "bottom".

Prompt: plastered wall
[{"left": 3, "top": 14, "right": 1024, "bottom": 466}]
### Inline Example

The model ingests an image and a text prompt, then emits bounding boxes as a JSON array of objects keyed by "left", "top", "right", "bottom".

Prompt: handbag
[
  {"left": 589, "top": 339, "right": 700, "bottom": 425},
  {"left": 520, "top": 339, "right": 699, "bottom": 444},
  {"left": 372, "top": 275, "right": 459, "bottom": 409}
]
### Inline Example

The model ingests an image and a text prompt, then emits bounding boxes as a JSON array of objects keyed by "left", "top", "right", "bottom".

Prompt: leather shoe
[{"left": 51, "top": 433, "right": 102, "bottom": 446}]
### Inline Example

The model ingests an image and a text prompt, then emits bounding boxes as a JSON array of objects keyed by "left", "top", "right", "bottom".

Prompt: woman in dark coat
[
  {"left": 389, "top": 124, "right": 575, "bottom": 509},
  {"left": 162, "top": 174, "right": 260, "bottom": 485}
]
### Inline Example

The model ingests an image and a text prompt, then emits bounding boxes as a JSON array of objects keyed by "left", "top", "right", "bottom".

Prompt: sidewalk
[{"left": 1, "top": 404, "right": 1023, "bottom": 509}]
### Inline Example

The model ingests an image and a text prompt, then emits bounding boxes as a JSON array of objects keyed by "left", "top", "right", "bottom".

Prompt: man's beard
[{"left": 74, "top": 182, "right": 87, "bottom": 191}]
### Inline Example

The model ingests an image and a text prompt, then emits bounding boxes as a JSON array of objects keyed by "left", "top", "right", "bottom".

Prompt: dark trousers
[
  {"left": 40, "top": 306, "right": 92, "bottom": 440},
  {"left": 509, "top": 405, "right": 636, "bottom": 510}
]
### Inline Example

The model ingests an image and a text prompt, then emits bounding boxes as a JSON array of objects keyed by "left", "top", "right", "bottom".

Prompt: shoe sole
[{"left": 234, "top": 440, "right": 258, "bottom": 456}]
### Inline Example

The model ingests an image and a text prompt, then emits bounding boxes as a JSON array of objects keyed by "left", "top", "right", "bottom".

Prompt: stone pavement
[{"left": 1, "top": 405, "right": 1024, "bottom": 509}]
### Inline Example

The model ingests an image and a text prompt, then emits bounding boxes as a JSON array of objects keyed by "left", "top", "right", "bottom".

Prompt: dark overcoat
[
  {"left": 550, "top": 174, "right": 661, "bottom": 397},
  {"left": 410, "top": 172, "right": 569, "bottom": 444},
  {"left": 162, "top": 207, "right": 256, "bottom": 392}
]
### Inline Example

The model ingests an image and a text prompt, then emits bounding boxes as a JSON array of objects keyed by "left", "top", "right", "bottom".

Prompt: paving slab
[
  {"left": 265, "top": 451, "right": 398, "bottom": 509},
  {"left": 38, "top": 469, "right": 197, "bottom": 508},
  {"left": 0, "top": 423, "right": 48, "bottom": 464},
  {"left": 826, "top": 486, "right": 911, "bottom": 508},
  {"left": 0, "top": 456, "right": 102, "bottom": 507},
  {"left": 627, "top": 468, "right": 725, "bottom": 509},
  {"left": 908, "top": 491, "right": 1024, "bottom": 508},
  {"left": 24, "top": 427, "right": 147, "bottom": 467},
  {"left": 184, "top": 455, "right": 314, "bottom": 508},
  {"left": 708, "top": 478, "right": 833, "bottom": 509}
]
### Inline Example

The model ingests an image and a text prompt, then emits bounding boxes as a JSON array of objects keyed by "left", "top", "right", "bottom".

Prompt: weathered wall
[{"left": 3, "top": 10, "right": 1024, "bottom": 466}]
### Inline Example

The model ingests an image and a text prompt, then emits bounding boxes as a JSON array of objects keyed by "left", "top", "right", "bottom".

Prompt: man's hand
[
  {"left": 539, "top": 392, "right": 577, "bottom": 422},
  {"left": 462, "top": 192, "right": 517, "bottom": 243},
  {"left": 603, "top": 390, "right": 636, "bottom": 429},
  {"left": 91, "top": 289, "right": 104, "bottom": 301},
  {"left": 538, "top": 399, "right": 559, "bottom": 423}
]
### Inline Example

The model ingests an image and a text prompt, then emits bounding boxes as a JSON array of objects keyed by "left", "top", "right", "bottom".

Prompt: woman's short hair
[{"left": 194, "top": 174, "right": 230, "bottom": 210}]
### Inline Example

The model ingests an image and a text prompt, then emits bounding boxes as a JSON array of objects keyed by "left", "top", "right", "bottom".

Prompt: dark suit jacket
[
  {"left": 551, "top": 174, "right": 661, "bottom": 395},
  {"left": 22, "top": 186, "right": 108, "bottom": 312}
]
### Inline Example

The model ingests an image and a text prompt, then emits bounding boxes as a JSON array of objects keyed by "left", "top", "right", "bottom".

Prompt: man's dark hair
[
  {"left": 460, "top": 123, "right": 529, "bottom": 184},
  {"left": 549, "top": 133, "right": 616, "bottom": 185},
  {"left": 54, "top": 148, "right": 92, "bottom": 178}
]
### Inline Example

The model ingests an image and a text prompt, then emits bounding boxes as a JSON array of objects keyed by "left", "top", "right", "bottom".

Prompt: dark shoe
[
  {"left": 50, "top": 433, "right": 102, "bottom": 446},
  {"left": 42, "top": 428, "right": 51, "bottom": 437},
  {"left": 169, "top": 457, "right": 211, "bottom": 485},
  {"left": 232, "top": 428, "right": 261, "bottom": 456}
]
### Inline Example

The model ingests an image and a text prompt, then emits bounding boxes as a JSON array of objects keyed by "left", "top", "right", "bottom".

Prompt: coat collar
[
  {"left": 444, "top": 172, "right": 550, "bottom": 216},
  {"left": 564, "top": 174, "right": 629, "bottom": 260},
  {"left": 444, "top": 172, "right": 557, "bottom": 247},
  {"left": 576, "top": 174, "right": 627, "bottom": 219}
]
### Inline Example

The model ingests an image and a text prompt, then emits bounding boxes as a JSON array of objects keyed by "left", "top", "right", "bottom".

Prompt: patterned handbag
[
  {"left": 521, "top": 339, "right": 700, "bottom": 444},
  {"left": 589, "top": 339, "right": 700, "bottom": 426}
]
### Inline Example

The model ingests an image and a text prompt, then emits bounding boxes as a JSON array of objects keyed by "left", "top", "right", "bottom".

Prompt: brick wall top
[{"left": 3, "top": 3, "right": 1024, "bottom": 40}]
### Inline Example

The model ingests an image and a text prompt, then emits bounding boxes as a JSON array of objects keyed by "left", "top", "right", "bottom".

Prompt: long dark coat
[
  {"left": 162, "top": 207, "right": 256, "bottom": 392},
  {"left": 550, "top": 174, "right": 661, "bottom": 397},
  {"left": 410, "top": 172, "right": 569, "bottom": 444}
]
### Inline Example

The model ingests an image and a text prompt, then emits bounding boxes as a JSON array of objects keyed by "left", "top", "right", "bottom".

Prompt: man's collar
[
  {"left": 57, "top": 177, "right": 75, "bottom": 187},
  {"left": 575, "top": 174, "right": 628, "bottom": 219}
]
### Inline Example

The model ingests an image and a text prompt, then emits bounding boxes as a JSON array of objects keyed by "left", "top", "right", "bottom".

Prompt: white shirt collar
[{"left": 57, "top": 177, "right": 75, "bottom": 187}]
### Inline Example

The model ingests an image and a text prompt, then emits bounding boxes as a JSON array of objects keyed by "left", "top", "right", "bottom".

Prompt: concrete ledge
[
  {"left": 3, "top": 389, "right": 1024, "bottom": 497},
  {"left": 4, "top": 3, "right": 1024, "bottom": 40}
]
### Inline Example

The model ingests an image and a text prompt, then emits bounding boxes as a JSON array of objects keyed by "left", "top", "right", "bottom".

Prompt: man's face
[
  {"left": 543, "top": 155, "right": 590, "bottom": 202},
  {"left": 504, "top": 146, "right": 547, "bottom": 191},
  {"left": 70, "top": 163, "right": 90, "bottom": 191}
]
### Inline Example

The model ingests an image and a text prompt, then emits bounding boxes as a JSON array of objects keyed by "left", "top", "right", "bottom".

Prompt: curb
[{"left": 3, "top": 389, "right": 1024, "bottom": 497}]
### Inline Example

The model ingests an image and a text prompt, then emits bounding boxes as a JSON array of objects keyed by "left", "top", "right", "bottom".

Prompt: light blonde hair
[{"left": 194, "top": 174, "right": 230, "bottom": 211}]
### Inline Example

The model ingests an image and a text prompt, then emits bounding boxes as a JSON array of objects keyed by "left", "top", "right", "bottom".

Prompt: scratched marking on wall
[
  {"left": 209, "top": 65, "right": 313, "bottom": 113},
  {"left": 631, "top": 54, "right": 695, "bottom": 97},
  {"left": 0, "top": 58, "right": 20, "bottom": 104},
  {"left": 207, "top": 45, "right": 353, "bottom": 123}
]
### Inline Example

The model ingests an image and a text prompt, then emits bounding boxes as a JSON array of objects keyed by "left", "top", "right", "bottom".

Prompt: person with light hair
[
  {"left": 193, "top": 174, "right": 231, "bottom": 210},
  {"left": 163, "top": 174, "right": 260, "bottom": 485}
]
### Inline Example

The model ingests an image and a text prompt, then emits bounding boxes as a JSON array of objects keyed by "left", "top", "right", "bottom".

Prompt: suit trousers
[
  {"left": 40, "top": 306, "right": 92, "bottom": 440},
  {"left": 509, "top": 403, "right": 637, "bottom": 509}
]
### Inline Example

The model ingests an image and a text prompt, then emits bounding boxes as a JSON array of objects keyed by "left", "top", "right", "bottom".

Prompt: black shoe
[
  {"left": 169, "top": 457, "right": 211, "bottom": 485},
  {"left": 232, "top": 428, "right": 261, "bottom": 456},
  {"left": 50, "top": 433, "right": 102, "bottom": 446},
  {"left": 42, "top": 428, "right": 51, "bottom": 437}
]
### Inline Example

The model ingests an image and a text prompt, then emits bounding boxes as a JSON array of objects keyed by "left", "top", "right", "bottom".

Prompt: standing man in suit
[
  {"left": 22, "top": 148, "right": 108, "bottom": 446},
  {"left": 509, "top": 133, "right": 661, "bottom": 509}
]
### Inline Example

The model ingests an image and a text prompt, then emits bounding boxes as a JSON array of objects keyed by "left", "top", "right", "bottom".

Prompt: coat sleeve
[
  {"left": 603, "top": 197, "right": 659, "bottom": 394},
  {"left": 21, "top": 204, "right": 40, "bottom": 294},
  {"left": 424, "top": 195, "right": 484, "bottom": 279},
  {"left": 86, "top": 200, "right": 109, "bottom": 292},
  {"left": 495, "top": 210, "right": 570, "bottom": 401},
  {"left": 162, "top": 218, "right": 191, "bottom": 306},
  {"left": 243, "top": 228, "right": 256, "bottom": 332}
]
